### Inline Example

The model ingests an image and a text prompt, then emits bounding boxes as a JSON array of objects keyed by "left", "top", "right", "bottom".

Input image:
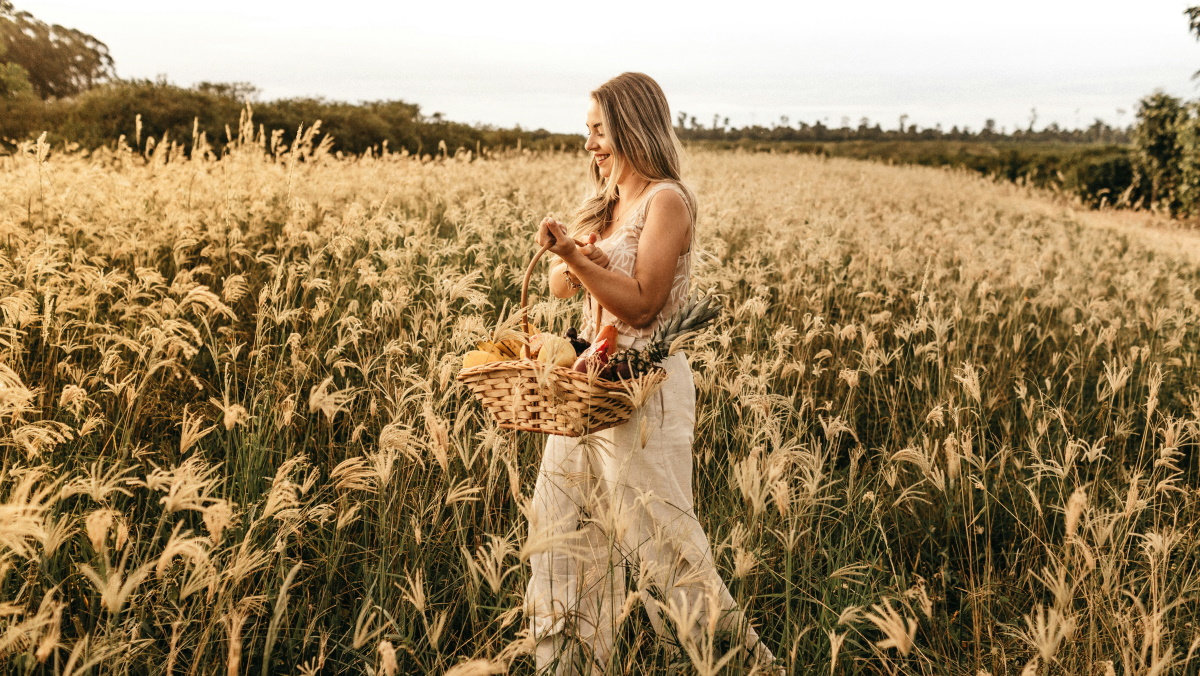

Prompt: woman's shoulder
[
  {"left": 638, "top": 181, "right": 692, "bottom": 225},
  {"left": 646, "top": 180, "right": 687, "bottom": 200}
]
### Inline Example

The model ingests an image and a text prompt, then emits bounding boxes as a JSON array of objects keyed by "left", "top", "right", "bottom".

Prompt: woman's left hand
[{"left": 578, "top": 233, "right": 609, "bottom": 269}]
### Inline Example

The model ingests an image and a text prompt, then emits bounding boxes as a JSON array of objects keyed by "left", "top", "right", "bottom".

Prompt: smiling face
[{"left": 585, "top": 98, "right": 616, "bottom": 180}]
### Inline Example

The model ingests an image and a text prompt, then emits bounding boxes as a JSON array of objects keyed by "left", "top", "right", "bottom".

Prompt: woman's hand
[
  {"left": 577, "top": 233, "right": 609, "bottom": 270},
  {"left": 537, "top": 217, "right": 577, "bottom": 258},
  {"left": 540, "top": 219, "right": 611, "bottom": 297}
]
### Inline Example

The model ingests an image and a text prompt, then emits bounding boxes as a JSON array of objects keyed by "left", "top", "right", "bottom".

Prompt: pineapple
[{"left": 603, "top": 295, "right": 721, "bottom": 380}]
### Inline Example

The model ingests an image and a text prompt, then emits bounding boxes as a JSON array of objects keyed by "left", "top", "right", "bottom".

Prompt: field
[
  {"left": 687, "top": 139, "right": 1138, "bottom": 211},
  {"left": 1, "top": 120, "right": 1199, "bottom": 675}
]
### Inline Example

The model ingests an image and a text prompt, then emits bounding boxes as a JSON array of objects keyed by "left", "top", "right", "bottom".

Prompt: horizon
[{"left": 13, "top": 0, "right": 1200, "bottom": 135}]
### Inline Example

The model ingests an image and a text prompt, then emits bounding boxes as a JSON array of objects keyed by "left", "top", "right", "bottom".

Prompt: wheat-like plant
[{"left": 0, "top": 114, "right": 1197, "bottom": 674}]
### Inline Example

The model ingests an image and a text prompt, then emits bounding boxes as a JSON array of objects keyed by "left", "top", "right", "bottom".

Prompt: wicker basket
[{"left": 456, "top": 242, "right": 667, "bottom": 437}]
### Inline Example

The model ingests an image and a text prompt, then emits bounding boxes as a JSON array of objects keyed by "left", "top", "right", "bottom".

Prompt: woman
[{"left": 527, "top": 72, "right": 782, "bottom": 675}]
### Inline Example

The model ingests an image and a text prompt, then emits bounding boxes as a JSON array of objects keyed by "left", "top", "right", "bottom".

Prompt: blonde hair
[{"left": 573, "top": 72, "right": 697, "bottom": 235}]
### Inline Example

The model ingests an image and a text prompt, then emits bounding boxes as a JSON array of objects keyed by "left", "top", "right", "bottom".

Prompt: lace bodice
[{"left": 580, "top": 182, "right": 694, "bottom": 346}]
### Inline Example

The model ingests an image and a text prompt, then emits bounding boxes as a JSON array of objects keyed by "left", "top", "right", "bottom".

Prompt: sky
[{"left": 14, "top": 0, "right": 1200, "bottom": 135}]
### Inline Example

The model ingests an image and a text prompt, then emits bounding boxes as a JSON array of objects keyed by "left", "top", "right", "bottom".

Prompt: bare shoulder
[
  {"left": 644, "top": 184, "right": 691, "bottom": 226},
  {"left": 640, "top": 184, "right": 692, "bottom": 258}
]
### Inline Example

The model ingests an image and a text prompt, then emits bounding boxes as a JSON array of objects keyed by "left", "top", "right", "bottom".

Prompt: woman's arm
[{"left": 538, "top": 191, "right": 691, "bottom": 329}]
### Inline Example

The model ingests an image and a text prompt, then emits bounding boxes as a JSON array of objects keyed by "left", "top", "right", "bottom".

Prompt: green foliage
[
  {"left": 1177, "top": 101, "right": 1200, "bottom": 218},
  {"left": 1132, "top": 91, "right": 1185, "bottom": 213},
  {"left": 0, "top": 60, "right": 30, "bottom": 99},
  {"left": 0, "top": 2, "right": 115, "bottom": 99},
  {"left": 68, "top": 79, "right": 245, "bottom": 149},
  {"left": 0, "top": 20, "right": 31, "bottom": 99},
  {"left": 675, "top": 112, "right": 1130, "bottom": 146},
  {"left": 0, "top": 79, "right": 581, "bottom": 156},
  {"left": 1062, "top": 149, "right": 1138, "bottom": 208}
]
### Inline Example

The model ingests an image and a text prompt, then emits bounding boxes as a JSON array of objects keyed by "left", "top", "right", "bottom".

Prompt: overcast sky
[{"left": 15, "top": 0, "right": 1200, "bottom": 134}]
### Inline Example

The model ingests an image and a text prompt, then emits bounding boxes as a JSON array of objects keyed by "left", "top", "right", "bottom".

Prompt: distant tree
[
  {"left": 1188, "top": 6, "right": 1200, "bottom": 77},
  {"left": 195, "top": 81, "right": 260, "bottom": 102},
  {"left": 0, "top": 29, "right": 31, "bottom": 98},
  {"left": 0, "top": 60, "right": 30, "bottom": 97},
  {"left": 1176, "top": 102, "right": 1200, "bottom": 216},
  {"left": 0, "top": 2, "right": 115, "bottom": 99},
  {"left": 1132, "top": 91, "right": 1185, "bottom": 212}
]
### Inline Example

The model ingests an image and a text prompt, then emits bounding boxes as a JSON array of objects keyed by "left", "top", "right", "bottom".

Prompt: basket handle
[{"left": 520, "top": 239, "right": 607, "bottom": 360}]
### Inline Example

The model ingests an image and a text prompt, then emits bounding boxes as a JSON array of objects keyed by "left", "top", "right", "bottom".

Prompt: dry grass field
[{"left": 1, "top": 117, "right": 1199, "bottom": 675}]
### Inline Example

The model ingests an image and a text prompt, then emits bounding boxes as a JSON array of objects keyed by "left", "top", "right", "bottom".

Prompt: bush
[
  {"left": 65, "top": 79, "right": 243, "bottom": 150},
  {"left": 1132, "top": 91, "right": 1185, "bottom": 213},
  {"left": 0, "top": 79, "right": 581, "bottom": 156},
  {"left": 1062, "top": 149, "right": 1139, "bottom": 208}
]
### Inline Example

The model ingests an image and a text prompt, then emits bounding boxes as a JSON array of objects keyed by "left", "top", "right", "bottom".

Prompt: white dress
[{"left": 525, "top": 183, "right": 777, "bottom": 674}]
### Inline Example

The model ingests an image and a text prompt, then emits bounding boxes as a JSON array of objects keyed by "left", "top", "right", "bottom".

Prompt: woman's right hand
[{"left": 537, "top": 217, "right": 577, "bottom": 259}]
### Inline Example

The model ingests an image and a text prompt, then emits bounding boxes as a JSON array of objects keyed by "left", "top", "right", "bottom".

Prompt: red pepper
[
  {"left": 572, "top": 338, "right": 611, "bottom": 372},
  {"left": 595, "top": 325, "right": 618, "bottom": 356}
]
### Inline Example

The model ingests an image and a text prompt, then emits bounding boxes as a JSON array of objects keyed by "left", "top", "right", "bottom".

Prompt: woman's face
[{"left": 585, "top": 98, "right": 615, "bottom": 179}]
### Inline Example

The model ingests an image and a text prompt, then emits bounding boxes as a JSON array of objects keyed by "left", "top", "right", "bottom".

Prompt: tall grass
[{"left": 1, "top": 114, "right": 1198, "bottom": 675}]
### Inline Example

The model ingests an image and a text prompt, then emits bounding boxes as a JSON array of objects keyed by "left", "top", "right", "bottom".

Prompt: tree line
[
  {"left": 0, "top": 3, "right": 579, "bottom": 156},
  {"left": 5, "top": 1, "right": 1200, "bottom": 218},
  {"left": 0, "top": 77, "right": 581, "bottom": 156},
  {"left": 672, "top": 112, "right": 1132, "bottom": 146}
]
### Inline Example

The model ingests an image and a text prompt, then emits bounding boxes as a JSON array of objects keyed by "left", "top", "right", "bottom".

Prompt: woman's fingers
[
  {"left": 544, "top": 221, "right": 576, "bottom": 257},
  {"left": 568, "top": 232, "right": 608, "bottom": 269},
  {"left": 538, "top": 218, "right": 594, "bottom": 259},
  {"left": 537, "top": 217, "right": 558, "bottom": 247}
]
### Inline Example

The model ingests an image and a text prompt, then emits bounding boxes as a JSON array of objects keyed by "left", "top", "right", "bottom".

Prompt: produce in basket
[
  {"left": 601, "top": 295, "right": 722, "bottom": 380},
  {"left": 564, "top": 327, "right": 591, "bottom": 355},
  {"left": 457, "top": 240, "right": 679, "bottom": 437},
  {"left": 458, "top": 314, "right": 535, "bottom": 367},
  {"left": 572, "top": 337, "right": 613, "bottom": 373},
  {"left": 459, "top": 295, "right": 722, "bottom": 382},
  {"left": 537, "top": 336, "right": 577, "bottom": 367},
  {"left": 462, "top": 349, "right": 496, "bottom": 368}
]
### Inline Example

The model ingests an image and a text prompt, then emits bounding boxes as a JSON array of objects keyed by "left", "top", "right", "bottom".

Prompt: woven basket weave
[{"left": 457, "top": 241, "right": 667, "bottom": 437}]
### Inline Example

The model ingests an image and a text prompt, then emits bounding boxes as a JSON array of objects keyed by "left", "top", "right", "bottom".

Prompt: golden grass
[{"left": 0, "top": 118, "right": 1198, "bottom": 674}]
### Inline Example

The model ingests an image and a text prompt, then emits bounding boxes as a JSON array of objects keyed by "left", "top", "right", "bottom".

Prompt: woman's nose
[{"left": 584, "top": 136, "right": 599, "bottom": 152}]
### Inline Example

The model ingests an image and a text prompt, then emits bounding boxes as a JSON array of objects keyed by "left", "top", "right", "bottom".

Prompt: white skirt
[{"left": 524, "top": 351, "right": 774, "bottom": 673}]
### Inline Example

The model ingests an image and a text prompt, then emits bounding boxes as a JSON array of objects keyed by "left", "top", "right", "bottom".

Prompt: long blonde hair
[{"left": 573, "top": 72, "right": 697, "bottom": 235}]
